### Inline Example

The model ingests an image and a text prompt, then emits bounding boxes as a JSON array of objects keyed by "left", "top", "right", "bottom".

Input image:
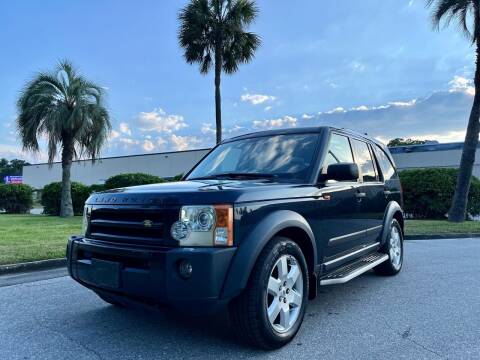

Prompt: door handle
[{"left": 355, "top": 192, "right": 366, "bottom": 199}]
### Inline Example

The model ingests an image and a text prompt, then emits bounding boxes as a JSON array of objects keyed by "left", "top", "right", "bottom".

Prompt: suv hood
[{"left": 87, "top": 180, "right": 317, "bottom": 206}]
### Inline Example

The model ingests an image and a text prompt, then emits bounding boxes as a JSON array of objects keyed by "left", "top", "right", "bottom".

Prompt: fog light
[{"left": 178, "top": 259, "right": 193, "bottom": 279}]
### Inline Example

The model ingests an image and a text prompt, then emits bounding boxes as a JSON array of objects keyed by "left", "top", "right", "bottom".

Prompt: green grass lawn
[
  {"left": 0, "top": 215, "right": 479, "bottom": 266},
  {"left": 0, "top": 214, "right": 82, "bottom": 265},
  {"left": 405, "top": 219, "right": 480, "bottom": 235}
]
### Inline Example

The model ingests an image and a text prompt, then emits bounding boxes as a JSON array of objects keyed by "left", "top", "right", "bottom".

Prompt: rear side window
[
  {"left": 351, "top": 139, "right": 377, "bottom": 182},
  {"left": 323, "top": 134, "right": 354, "bottom": 169},
  {"left": 373, "top": 146, "right": 396, "bottom": 181}
]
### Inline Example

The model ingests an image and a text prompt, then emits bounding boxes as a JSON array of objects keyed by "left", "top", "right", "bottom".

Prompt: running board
[{"left": 320, "top": 253, "right": 389, "bottom": 286}]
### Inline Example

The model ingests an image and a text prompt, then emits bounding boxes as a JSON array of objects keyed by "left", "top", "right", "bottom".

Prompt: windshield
[{"left": 187, "top": 133, "right": 319, "bottom": 182}]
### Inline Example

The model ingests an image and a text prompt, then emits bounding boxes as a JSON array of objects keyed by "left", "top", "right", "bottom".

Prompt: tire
[
  {"left": 374, "top": 219, "right": 403, "bottom": 276},
  {"left": 95, "top": 291, "right": 125, "bottom": 307},
  {"left": 229, "top": 236, "right": 309, "bottom": 349}
]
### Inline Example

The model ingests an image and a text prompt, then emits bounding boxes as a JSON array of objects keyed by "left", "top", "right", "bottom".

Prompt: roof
[
  {"left": 225, "top": 126, "right": 379, "bottom": 144},
  {"left": 388, "top": 142, "right": 480, "bottom": 154}
]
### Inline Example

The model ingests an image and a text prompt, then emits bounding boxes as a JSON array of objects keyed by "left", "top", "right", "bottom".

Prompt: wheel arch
[
  {"left": 381, "top": 201, "right": 404, "bottom": 246},
  {"left": 220, "top": 210, "right": 317, "bottom": 300}
]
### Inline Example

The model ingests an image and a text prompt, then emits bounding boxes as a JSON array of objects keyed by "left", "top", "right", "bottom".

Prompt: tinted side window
[
  {"left": 373, "top": 146, "right": 396, "bottom": 181},
  {"left": 351, "top": 139, "right": 377, "bottom": 182},
  {"left": 323, "top": 134, "right": 354, "bottom": 169}
]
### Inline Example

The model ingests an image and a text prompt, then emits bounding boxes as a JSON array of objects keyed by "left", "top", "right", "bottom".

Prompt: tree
[
  {"left": 0, "top": 159, "right": 30, "bottom": 179},
  {"left": 387, "top": 138, "right": 431, "bottom": 147},
  {"left": 178, "top": 0, "right": 261, "bottom": 143},
  {"left": 17, "top": 60, "right": 111, "bottom": 217},
  {"left": 427, "top": 0, "right": 480, "bottom": 222}
]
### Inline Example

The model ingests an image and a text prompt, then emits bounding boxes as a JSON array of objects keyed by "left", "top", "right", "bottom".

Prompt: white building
[
  {"left": 389, "top": 142, "right": 480, "bottom": 178},
  {"left": 22, "top": 142, "right": 480, "bottom": 189},
  {"left": 23, "top": 149, "right": 210, "bottom": 189}
]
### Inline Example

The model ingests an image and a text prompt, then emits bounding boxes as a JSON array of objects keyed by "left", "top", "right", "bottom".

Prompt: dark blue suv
[{"left": 67, "top": 126, "right": 404, "bottom": 349}]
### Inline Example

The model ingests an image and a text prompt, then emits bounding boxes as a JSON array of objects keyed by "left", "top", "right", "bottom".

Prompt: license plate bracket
[{"left": 91, "top": 258, "right": 121, "bottom": 289}]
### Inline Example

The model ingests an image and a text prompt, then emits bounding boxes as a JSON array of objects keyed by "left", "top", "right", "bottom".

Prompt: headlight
[
  {"left": 171, "top": 205, "right": 233, "bottom": 247},
  {"left": 82, "top": 205, "right": 92, "bottom": 235}
]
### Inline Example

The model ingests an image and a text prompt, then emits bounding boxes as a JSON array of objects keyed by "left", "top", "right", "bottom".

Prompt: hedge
[
  {"left": 41, "top": 182, "right": 90, "bottom": 216},
  {"left": 0, "top": 184, "right": 34, "bottom": 214},
  {"left": 104, "top": 173, "right": 164, "bottom": 190},
  {"left": 399, "top": 168, "right": 480, "bottom": 219}
]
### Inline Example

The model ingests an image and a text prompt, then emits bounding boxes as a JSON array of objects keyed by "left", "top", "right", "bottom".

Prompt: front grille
[{"left": 88, "top": 206, "right": 179, "bottom": 247}]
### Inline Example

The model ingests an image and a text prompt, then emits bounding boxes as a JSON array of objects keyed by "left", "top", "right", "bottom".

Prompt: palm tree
[
  {"left": 178, "top": 0, "right": 261, "bottom": 144},
  {"left": 17, "top": 60, "right": 111, "bottom": 217},
  {"left": 427, "top": 0, "right": 480, "bottom": 222}
]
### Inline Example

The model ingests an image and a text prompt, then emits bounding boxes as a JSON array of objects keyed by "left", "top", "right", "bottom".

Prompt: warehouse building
[{"left": 22, "top": 142, "right": 480, "bottom": 189}]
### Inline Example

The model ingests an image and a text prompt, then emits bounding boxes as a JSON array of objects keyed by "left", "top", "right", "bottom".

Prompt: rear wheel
[
  {"left": 229, "top": 237, "right": 309, "bottom": 349},
  {"left": 374, "top": 219, "right": 403, "bottom": 276}
]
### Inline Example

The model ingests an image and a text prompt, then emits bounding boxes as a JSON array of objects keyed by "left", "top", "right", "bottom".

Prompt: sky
[{"left": 0, "top": 0, "right": 477, "bottom": 162}]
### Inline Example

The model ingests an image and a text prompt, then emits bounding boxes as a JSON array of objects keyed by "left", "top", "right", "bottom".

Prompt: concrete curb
[
  {"left": 0, "top": 258, "right": 66, "bottom": 275},
  {"left": 405, "top": 233, "right": 480, "bottom": 240}
]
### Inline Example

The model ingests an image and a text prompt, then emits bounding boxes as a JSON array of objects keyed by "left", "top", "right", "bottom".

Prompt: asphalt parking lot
[{"left": 1, "top": 238, "right": 479, "bottom": 360}]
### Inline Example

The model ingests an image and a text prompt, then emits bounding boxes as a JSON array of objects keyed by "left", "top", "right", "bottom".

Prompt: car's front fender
[{"left": 220, "top": 210, "right": 316, "bottom": 300}]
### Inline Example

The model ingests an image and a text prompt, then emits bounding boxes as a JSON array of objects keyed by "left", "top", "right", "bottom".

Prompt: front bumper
[{"left": 67, "top": 236, "right": 237, "bottom": 313}]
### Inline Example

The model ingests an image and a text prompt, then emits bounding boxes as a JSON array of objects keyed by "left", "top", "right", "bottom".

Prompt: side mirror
[{"left": 325, "top": 163, "right": 359, "bottom": 182}]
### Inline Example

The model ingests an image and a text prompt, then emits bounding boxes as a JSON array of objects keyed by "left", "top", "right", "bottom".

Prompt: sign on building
[{"left": 3, "top": 176, "right": 23, "bottom": 184}]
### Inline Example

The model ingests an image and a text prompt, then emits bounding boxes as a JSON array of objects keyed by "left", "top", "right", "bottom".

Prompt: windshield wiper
[{"left": 190, "top": 172, "right": 278, "bottom": 181}]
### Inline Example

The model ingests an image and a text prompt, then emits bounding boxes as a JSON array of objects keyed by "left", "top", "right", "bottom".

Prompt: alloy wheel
[
  {"left": 389, "top": 226, "right": 402, "bottom": 270},
  {"left": 265, "top": 254, "right": 304, "bottom": 333}
]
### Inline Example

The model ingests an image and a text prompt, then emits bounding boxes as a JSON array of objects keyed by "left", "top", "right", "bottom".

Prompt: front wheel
[
  {"left": 374, "top": 219, "right": 403, "bottom": 276},
  {"left": 229, "top": 237, "right": 309, "bottom": 349}
]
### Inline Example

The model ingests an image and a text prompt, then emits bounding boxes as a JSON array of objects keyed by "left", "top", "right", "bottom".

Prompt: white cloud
[
  {"left": 109, "top": 130, "right": 121, "bottom": 140},
  {"left": 157, "top": 137, "right": 167, "bottom": 148},
  {"left": 320, "top": 98, "right": 417, "bottom": 116},
  {"left": 170, "top": 134, "right": 202, "bottom": 151},
  {"left": 408, "top": 0, "right": 414, "bottom": 7},
  {"left": 350, "top": 61, "right": 366, "bottom": 73},
  {"left": 302, "top": 114, "right": 315, "bottom": 120},
  {"left": 142, "top": 139, "right": 155, "bottom": 152},
  {"left": 118, "top": 138, "right": 139, "bottom": 147},
  {"left": 138, "top": 108, "right": 188, "bottom": 133},
  {"left": 351, "top": 105, "right": 369, "bottom": 111},
  {"left": 325, "top": 107, "right": 347, "bottom": 114},
  {"left": 201, "top": 123, "right": 216, "bottom": 135},
  {"left": 225, "top": 125, "right": 244, "bottom": 134},
  {"left": 449, "top": 76, "right": 475, "bottom": 96},
  {"left": 241, "top": 93, "right": 276, "bottom": 105},
  {"left": 264, "top": 106, "right": 273, "bottom": 111},
  {"left": 119, "top": 122, "right": 132, "bottom": 135},
  {"left": 253, "top": 116, "right": 297, "bottom": 129},
  {"left": 388, "top": 99, "right": 417, "bottom": 107}
]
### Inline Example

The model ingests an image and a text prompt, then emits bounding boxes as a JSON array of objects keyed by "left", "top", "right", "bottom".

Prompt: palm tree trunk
[
  {"left": 448, "top": 42, "right": 480, "bottom": 222},
  {"left": 214, "top": 52, "right": 222, "bottom": 144},
  {"left": 60, "top": 139, "right": 74, "bottom": 218}
]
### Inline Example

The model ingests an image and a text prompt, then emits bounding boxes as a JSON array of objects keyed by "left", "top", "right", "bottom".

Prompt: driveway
[{"left": 0, "top": 238, "right": 479, "bottom": 359}]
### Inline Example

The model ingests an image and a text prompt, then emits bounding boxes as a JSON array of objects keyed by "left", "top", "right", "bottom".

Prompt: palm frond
[
  {"left": 178, "top": 0, "right": 260, "bottom": 75},
  {"left": 427, "top": 0, "right": 474, "bottom": 41},
  {"left": 16, "top": 61, "right": 111, "bottom": 164}
]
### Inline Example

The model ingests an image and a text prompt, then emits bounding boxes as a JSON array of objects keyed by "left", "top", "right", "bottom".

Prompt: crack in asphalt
[
  {"left": 31, "top": 313, "right": 104, "bottom": 360},
  {"left": 383, "top": 319, "right": 446, "bottom": 359}
]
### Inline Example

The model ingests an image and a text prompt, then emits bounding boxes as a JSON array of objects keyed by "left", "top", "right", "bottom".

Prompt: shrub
[
  {"left": 104, "top": 173, "right": 164, "bottom": 190},
  {"left": 41, "top": 182, "right": 90, "bottom": 216},
  {"left": 0, "top": 184, "right": 33, "bottom": 213},
  {"left": 399, "top": 168, "right": 480, "bottom": 219}
]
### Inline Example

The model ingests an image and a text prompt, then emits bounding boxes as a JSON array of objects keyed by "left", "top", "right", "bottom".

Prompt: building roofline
[{"left": 23, "top": 147, "right": 212, "bottom": 167}]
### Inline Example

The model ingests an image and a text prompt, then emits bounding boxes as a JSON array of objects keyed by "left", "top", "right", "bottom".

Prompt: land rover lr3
[{"left": 67, "top": 126, "right": 404, "bottom": 349}]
